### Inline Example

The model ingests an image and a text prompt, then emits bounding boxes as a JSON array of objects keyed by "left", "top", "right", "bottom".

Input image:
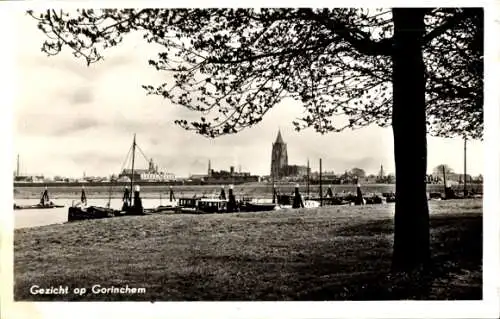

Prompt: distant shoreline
[
  {"left": 13, "top": 181, "right": 250, "bottom": 188},
  {"left": 13, "top": 182, "right": 483, "bottom": 200},
  {"left": 13, "top": 181, "right": 484, "bottom": 188}
]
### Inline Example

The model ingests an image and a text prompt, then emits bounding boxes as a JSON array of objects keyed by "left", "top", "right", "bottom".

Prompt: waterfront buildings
[{"left": 118, "top": 158, "right": 176, "bottom": 182}]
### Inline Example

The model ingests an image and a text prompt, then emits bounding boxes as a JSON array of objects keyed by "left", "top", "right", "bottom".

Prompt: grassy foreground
[{"left": 14, "top": 199, "right": 482, "bottom": 301}]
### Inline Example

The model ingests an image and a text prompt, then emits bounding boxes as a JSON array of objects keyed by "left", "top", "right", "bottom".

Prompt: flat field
[{"left": 14, "top": 199, "right": 482, "bottom": 301}]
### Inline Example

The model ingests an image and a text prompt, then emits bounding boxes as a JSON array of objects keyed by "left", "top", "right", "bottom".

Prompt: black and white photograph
[{"left": 2, "top": 3, "right": 499, "bottom": 319}]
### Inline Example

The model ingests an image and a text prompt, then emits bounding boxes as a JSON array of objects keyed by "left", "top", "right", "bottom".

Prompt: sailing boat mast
[
  {"left": 442, "top": 165, "right": 447, "bottom": 192},
  {"left": 306, "top": 158, "right": 310, "bottom": 199},
  {"left": 464, "top": 137, "right": 467, "bottom": 196},
  {"left": 130, "top": 134, "right": 136, "bottom": 205},
  {"left": 319, "top": 158, "right": 323, "bottom": 207}
]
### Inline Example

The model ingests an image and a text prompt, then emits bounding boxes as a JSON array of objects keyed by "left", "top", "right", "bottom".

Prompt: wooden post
[
  {"left": 319, "top": 158, "right": 323, "bottom": 207},
  {"left": 271, "top": 174, "right": 275, "bottom": 204}
]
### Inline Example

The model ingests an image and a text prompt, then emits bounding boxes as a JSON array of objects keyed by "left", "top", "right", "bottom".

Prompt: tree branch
[
  {"left": 422, "top": 8, "right": 479, "bottom": 45},
  {"left": 306, "top": 12, "right": 393, "bottom": 56}
]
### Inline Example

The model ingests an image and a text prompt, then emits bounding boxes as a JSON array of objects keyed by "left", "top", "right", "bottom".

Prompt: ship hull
[
  {"left": 14, "top": 204, "right": 64, "bottom": 210},
  {"left": 67, "top": 206, "right": 118, "bottom": 222}
]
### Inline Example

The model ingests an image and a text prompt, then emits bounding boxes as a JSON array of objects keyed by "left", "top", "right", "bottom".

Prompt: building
[
  {"left": 280, "top": 165, "right": 309, "bottom": 178},
  {"left": 270, "top": 130, "right": 311, "bottom": 181},
  {"left": 270, "top": 130, "right": 288, "bottom": 180},
  {"left": 375, "top": 164, "right": 392, "bottom": 183},
  {"left": 118, "top": 158, "right": 175, "bottom": 182},
  {"left": 190, "top": 161, "right": 259, "bottom": 184},
  {"left": 13, "top": 175, "right": 45, "bottom": 183}
]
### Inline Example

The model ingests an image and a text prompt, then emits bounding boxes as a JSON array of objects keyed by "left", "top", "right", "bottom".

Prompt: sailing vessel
[
  {"left": 68, "top": 134, "right": 148, "bottom": 221},
  {"left": 14, "top": 186, "right": 64, "bottom": 210},
  {"left": 69, "top": 134, "right": 184, "bottom": 221}
]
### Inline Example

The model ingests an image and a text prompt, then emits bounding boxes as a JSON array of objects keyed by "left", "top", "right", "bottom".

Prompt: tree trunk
[{"left": 391, "top": 8, "right": 430, "bottom": 272}]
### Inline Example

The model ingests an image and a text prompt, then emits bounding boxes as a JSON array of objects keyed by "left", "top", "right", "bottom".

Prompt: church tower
[
  {"left": 378, "top": 164, "right": 385, "bottom": 178},
  {"left": 270, "top": 130, "right": 288, "bottom": 180}
]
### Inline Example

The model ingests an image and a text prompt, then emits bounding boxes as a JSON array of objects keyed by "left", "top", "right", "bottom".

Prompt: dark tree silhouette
[
  {"left": 433, "top": 164, "right": 454, "bottom": 176},
  {"left": 350, "top": 168, "right": 366, "bottom": 179},
  {"left": 28, "top": 8, "right": 483, "bottom": 272}
]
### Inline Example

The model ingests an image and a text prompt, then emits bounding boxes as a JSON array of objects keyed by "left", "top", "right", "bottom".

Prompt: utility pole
[
  {"left": 442, "top": 165, "right": 447, "bottom": 195},
  {"left": 306, "top": 158, "right": 310, "bottom": 199},
  {"left": 319, "top": 158, "right": 323, "bottom": 207}
]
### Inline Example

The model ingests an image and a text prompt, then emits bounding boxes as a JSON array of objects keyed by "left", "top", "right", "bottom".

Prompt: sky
[{"left": 13, "top": 10, "right": 484, "bottom": 179}]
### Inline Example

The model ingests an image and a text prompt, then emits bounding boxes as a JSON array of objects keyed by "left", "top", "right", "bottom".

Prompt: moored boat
[
  {"left": 67, "top": 186, "right": 120, "bottom": 222},
  {"left": 175, "top": 197, "right": 200, "bottom": 213},
  {"left": 14, "top": 202, "right": 64, "bottom": 210},
  {"left": 197, "top": 198, "right": 228, "bottom": 214},
  {"left": 14, "top": 186, "right": 64, "bottom": 210},
  {"left": 151, "top": 205, "right": 177, "bottom": 213},
  {"left": 68, "top": 206, "right": 119, "bottom": 221},
  {"left": 240, "top": 201, "right": 277, "bottom": 212},
  {"left": 66, "top": 135, "right": 156, "bottom": 222},
  {"left": 174, "top": 197, "right": 228, "bottom": 214}
]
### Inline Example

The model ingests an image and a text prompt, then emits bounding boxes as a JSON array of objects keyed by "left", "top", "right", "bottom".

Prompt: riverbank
[
  {"left": 14, "top": 199, "right": 482, "bottom": 301},
  {"left": 14, "top": 183, "right": 483, "bottom": 199}
]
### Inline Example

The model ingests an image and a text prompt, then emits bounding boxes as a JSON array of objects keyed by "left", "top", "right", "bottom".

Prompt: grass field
[{"left": 14, "top": 199, "right": 482, "bottom": 301}]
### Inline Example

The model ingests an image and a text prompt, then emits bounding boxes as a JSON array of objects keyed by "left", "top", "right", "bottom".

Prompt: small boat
[
  {"left": 197, "top": 198, "right": 228, "bottom": 214},
  {"left": 14, "top": 202, "right": 64, "bottom": 210},
  {"left": 304, "top": 200, "right": 320, "bottom": 208},
  {"left": 68, "top": 206, "right": 119, "bottom": 221},
  {"left": 151, "top": 205, "right": 177, "bottom": 213},
  {"left": 175, "top": 197, "right": 201, "bottom": 214},
  {"left": 240, "top": 201, "right": 277, "bottom": 212},
  {"left": 320, "top": 197, "right": 351, "bottom": 206},
  {"left": 67, "top": 135, "right": 155, "bottom": 221},
  {"left": 149, "top": 188, "right": 178, "bottom": 213},
  {"left": 174, "top": 196, "right": 235, "bottom": 214},
  {"left": 382, "top": 192, "right": 397, "bottom": 202},
  {"left": 363, "top": 194, "right": 385, "bottom": 204},
  {"left": 14, "top": 187, "right": 64, "bottom": 210}
]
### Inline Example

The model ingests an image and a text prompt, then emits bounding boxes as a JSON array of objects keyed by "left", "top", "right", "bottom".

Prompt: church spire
[
  {"left": 275, "top": 129, "right": 285, "bottom": 144},
  {"left": 379, "top": 164, "right": 384, "bottom": 177}
]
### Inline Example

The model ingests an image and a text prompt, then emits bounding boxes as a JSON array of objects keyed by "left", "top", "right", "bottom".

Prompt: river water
[
  {"left": 13, "top": 196, "right": 307, "bottom": 229},
  {"left": 13, "top": 198, "right": 173, "bottom": 229}
]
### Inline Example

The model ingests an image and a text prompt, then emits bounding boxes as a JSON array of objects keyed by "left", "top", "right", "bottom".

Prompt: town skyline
[
  {"left": 13, "top": 128, "right": 482, "bottom": 180},
  {"left": 14, "top": 12, "right": 484, "bottom": 179}
]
